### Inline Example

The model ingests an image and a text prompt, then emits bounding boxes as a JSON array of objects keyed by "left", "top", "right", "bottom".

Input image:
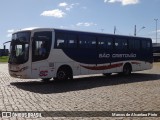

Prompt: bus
[
  {"left": 153, "top": 43, "right": 160, "bottom": 61},
  {"left": 8, "top": 28, "right": 153, "bottom": 81}
]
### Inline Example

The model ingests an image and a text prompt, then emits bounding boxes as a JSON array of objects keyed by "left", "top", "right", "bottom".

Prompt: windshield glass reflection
[{"left": 9, "top": 31, "right": 31, "bottom": 64}]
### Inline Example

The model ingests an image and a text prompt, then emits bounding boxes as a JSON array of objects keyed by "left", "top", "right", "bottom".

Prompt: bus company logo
[
  {"left": 99, "top": 53, "right": 137, "bottom": 58},
  {"left": 99, "top": 53, "right": 110, "bottom": 58},
  {"left": 39, "top": 71, "right": 48, "bottom": 77}
]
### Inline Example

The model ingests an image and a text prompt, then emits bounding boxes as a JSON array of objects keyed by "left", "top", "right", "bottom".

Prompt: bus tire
[
  {"left": 56, "top": 66, "right": 73, "bottom": 81},
  {"left": 122, "top": 63, "right": 132, "bottom": 76}
]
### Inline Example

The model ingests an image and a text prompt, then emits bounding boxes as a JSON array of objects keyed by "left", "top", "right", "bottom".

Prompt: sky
[{"left": 0, "top": 0, "right": 160, "bottom": 49}]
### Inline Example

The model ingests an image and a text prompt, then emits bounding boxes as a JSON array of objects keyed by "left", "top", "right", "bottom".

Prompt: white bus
[{"left": 8, "top": 28, "right": 153, "bottom": 81}]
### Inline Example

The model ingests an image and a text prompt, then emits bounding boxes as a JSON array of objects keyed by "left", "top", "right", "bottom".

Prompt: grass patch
[{"left": 0, "top": 56, "right": 9, "bottom": 63}]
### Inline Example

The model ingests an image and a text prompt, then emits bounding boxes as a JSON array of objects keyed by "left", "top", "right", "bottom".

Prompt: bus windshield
[{"left": 9, "top": 31, "right": 31, "bottom": 64}]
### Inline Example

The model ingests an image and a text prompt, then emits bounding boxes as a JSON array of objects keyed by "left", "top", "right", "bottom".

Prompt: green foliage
[{"left": 0, "top": 56, "right": 9, "bottom": 62}]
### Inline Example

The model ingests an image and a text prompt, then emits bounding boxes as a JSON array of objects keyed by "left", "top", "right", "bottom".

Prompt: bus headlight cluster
[{"left": 20, "top": 66, "right": 28, "bottom": 72}]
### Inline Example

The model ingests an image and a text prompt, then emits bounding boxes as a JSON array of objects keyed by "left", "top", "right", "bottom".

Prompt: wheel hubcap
[{"left": 58, "top": 71, "right": 66, "bottom": 79}]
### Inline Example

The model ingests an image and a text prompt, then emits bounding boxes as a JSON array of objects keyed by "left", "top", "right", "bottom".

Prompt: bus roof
[
  {"left": 54, "top": 28, "right": 151, "bottom": 40},
  {"left": 14, "top": 27, "right": 151, "bottom": 40}
]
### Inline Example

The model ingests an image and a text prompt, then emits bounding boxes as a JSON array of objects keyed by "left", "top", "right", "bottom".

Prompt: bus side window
[
  {"left": 98, "top": 37, "right": 113, "bottom": 49},
  {"left": 147, "top": 41, "right": 151, "bottom": 50},
  {"left": 107, "top": 40, "right": 113, "bottom": 49},
  {"left": 114, "top": 39, "right": 127, "bottom": 50},
  {"left": 89, "top": 40, "right": 96, "bottom": 48},
  {"left": 98, "top": 36, "right": 104, "bottom": 49},
  {"left": 142, "top": 40, "right": 146, "bottom": 50},
  {"left": 32, "top": 31, "right": 52, "bottom": 62},
  {"left": 128, "top": 39, "right": 134, "bottom": 50},
  {"left": 56, "top": 33, "right": 67, "bottom": 48},
  {"left": 122, "top": 39, "right": 128, "bottom": 49},
  {"left": 98, "top": 40, "right": 106, "bottom": 49},
  {"left": 57, "top": 39, "right": 65, "bottom": 48},
  {"left": 79, "top": 35, "right": 96, "bottom": 49},
  {"left": 114, "top": 39, "right": 122, "bottom": 49},
  {"left": 142, "top": 40, "right": 151, "bottom": 50},
  {"left": 134, "top": 40, "right": 140, "bottom": 50},
  {"left": 67, "top": 35, "right": 77, "bottom": 48}
]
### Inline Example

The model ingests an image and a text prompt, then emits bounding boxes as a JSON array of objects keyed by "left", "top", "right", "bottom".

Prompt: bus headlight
[{"left": 20, "top": 66, "right": 29, "bottom": 72}]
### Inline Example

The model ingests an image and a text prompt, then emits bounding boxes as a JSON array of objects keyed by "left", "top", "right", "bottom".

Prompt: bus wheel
[
  {"left": 55, "top": 66, "right": 73, "bottom": 81},
  {"left": 56, "top": 68, "right": 68, "bottom": 81},
  {"left": 123, "top": 63, "right": 132, "bottom": 76}
]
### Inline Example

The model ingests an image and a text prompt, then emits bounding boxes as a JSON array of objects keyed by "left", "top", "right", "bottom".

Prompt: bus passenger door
[{"left": 31, "top": 31, "right": 52, "bottom": 79}]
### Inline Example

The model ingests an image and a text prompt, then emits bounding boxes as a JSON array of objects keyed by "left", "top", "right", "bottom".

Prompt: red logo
[{"left": 39, "top": 71, "right": 48, "bottom": 76}]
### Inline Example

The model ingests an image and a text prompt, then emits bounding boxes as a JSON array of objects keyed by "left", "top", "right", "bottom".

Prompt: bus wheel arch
[
  {"left": 55, "top": 65, "right": 73, "bottom": 80},
  {"left": 122, "top": 62, "right": 132, "bottom": 76}
]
